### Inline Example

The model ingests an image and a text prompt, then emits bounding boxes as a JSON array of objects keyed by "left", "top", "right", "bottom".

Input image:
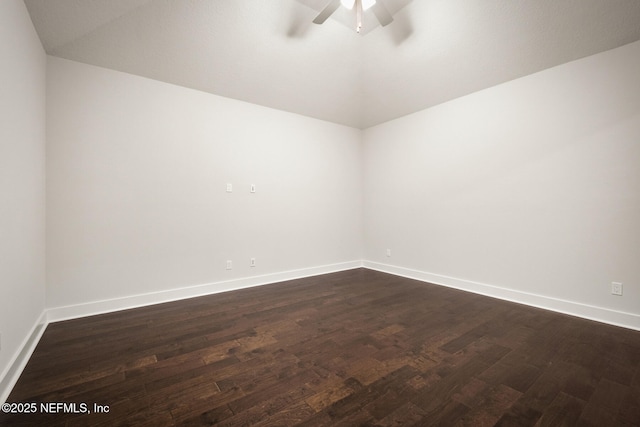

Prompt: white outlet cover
[{"left": 612, "top": 282, "right": 623, "bottom": 296}]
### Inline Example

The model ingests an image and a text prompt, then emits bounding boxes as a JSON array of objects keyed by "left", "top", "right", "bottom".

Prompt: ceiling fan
[{"left": 313, "top": 0, "right": 394, "bottom": 33}]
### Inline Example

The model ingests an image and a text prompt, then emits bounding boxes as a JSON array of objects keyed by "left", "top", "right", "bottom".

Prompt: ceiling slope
[{"left": 24, "top": 0, "right": 640, "bottom": 128}]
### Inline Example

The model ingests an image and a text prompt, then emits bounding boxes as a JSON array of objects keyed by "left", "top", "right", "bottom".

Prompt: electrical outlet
[
  {"left": 226, "top": 260, "right": 233, "bottom": 270},
  {"left": 226, "top": 183, "right": 233, "bottom": 193},
  {"left": 386, "top": 249, "right": 391, "bottom": 257},
  {"left": 611, "top": 282, "right": 623, "bottom": 296},
  {"left": 250, "top": 258, "right": 256, "bottom": 267}
]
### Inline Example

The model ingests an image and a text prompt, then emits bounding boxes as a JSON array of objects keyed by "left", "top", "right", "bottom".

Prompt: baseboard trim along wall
[
  {"left": 46, "top": 261, "right": 364, "bottom": 323},
  {"left": 3, "top": 259, "right": 639, "bottom": 403},
  {"left": 0, "top": 311, "right": 48, "bottom": 405},
  {"left": 364, "top": 260, "right": 640, "bottom": 332},
  {"left": 0, "top": 260, "right": 363, "bottom": 403}
]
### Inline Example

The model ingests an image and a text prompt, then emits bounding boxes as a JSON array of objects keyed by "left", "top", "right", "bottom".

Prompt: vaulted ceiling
[{"left": 24, "top": 0, "right": 640, "bottom": 128}]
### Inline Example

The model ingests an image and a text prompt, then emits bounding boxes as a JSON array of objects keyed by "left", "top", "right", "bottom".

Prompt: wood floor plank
[
  {"left": 534, "top": 392, "right": 585, "bottom": 427},
  {"left": 2, "top": 268, "right": 639, "bottom": 426}
]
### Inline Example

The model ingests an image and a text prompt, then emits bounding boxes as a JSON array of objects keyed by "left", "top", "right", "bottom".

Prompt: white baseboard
[
  {"left": 46, "top": 261, "right": 363, "bottom": 323},
  {"left": 1, "top": 261, "right": 363, "bottom": 403},
  {"left": 3, "top": 258, "right": 638, "bottom": 404},
  {"left": 363, "top": 260, "right": 640, "bottom": 331},
  {"left": 0, "top": 311, "right": 48, "bottom": 404}
]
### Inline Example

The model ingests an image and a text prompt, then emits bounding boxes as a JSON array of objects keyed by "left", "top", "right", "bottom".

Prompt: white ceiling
[{"left": 24, "top": 0, "right": 640, "bottom": 129}]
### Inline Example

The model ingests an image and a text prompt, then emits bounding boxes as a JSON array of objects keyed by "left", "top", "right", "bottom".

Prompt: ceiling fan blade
[
  {"left": 313, "top": 0, "right": 341, "bottom": 24},
  {"left": 371, "top": 0, "right": 394, "bottom": 26}
]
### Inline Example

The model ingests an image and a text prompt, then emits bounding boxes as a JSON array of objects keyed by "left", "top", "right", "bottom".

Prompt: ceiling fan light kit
[
  {"left": 340, "top": 0, "right": 376, "bottom": 11},
  {"left": 314, "top": 0, "right": 392, "bottom": 33}
]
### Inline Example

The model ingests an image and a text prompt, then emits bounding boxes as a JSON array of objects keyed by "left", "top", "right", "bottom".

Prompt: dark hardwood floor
[{"left": 2, "top": 268, "right": 639, "bottom": 426}]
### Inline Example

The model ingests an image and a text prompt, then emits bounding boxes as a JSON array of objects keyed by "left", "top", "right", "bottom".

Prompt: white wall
[
  {"left": 363, "top": 41, "right": 640, "bottom": 327},
  {"left": 46, "top": 57, "right": 363, "bottom": 310},
  {"left": 0, "top": 0, "right": 46, "bottom": 388}
]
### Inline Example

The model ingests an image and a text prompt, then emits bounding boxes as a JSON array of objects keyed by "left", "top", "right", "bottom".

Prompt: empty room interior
[{"left": 1, "top": 0, "right": 639, "bottom": 425}]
